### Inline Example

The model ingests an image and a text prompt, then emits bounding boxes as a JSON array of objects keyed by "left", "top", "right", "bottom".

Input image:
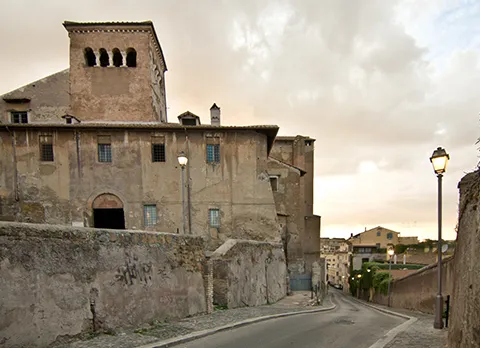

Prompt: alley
[{"left": 174, "top": 291, "right": 404, "bottom": 348}]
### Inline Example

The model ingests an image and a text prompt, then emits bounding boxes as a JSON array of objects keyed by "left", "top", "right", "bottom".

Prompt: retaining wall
[
  {"left": 0, "top": 222, "right": 207, "bottom": 348},
  {"left": 211, "top": 239, "right": 287, "bottom": 308}
]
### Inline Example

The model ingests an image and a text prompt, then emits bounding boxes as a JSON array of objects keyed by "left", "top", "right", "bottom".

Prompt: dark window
[
  {"left": 126, "top": 48, "right": 137, "bottom": 67},
  {"left": 209, "top": 209, "right": 220, "bottom": 228},
  {"left": 387, "top": 232, "right": 393, "bottom": 240},
  {"left": 181, "top": 118, "right": 197, "bottom": 126},
  {"left": 98, "top": 135, "right": 112, "bottom": 162},
  {"left": 269, "top": 176, "right": 278, "bottom": 191},
  {"left": 84, "top": 47, "right": 96, "bottom": 66},
  {"left": 99, "top": 48, "right": 109, "bottom": 67},
  {"left": 206, "top": 144, "right": 220, "bottom": 163},
  {"left": 152, "top": 143, "right": 166, "bottom": 162},
  {"left": 65, "top": 118, "right": 72, "bottom": 124},
  {"left": 112, "top": 48, "right": 123, "bottom": 67},
  {"left": 377, "top": 231, "right": 381, "bottom": 236},
  {"left": 11, "top": 111, "right": 28, "bottom": 124},
  {"left": 40, "top": 135, "right": 54, "bottom": 162}
]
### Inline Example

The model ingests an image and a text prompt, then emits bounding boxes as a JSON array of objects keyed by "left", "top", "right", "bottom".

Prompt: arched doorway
[{"left": 92, "top": 193, "right": 125, "bottom": 229}]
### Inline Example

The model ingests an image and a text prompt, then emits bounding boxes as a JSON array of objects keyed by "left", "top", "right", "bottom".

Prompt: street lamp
[
  {"left": 387, "top": 248, "right": 394, "bottom": 307},
  {"left": 177, "top": 152, "right": 188, "bottom": 234},
  {"left": 430, "top": 146, "right": 450, "bottom": 329}
]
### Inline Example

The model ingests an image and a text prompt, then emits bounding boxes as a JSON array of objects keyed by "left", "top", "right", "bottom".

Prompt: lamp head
[
  {"left": 177, "top": 152, "right": 188, "bottom": 167},
  {"left": 430, "top": 147, "right": 450, "bottom": 175}
]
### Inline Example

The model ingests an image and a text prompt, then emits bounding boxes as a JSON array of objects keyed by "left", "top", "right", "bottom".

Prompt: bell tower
[{"left": 63, "top": 21, "right": 168, "bottom": 122}]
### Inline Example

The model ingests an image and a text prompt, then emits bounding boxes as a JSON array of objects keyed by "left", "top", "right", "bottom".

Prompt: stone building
[
  {"left": 0, "top": 21, "right": 280, "bottom": 249},
  {"left": 0, "top": 21, "right": 321, "bottom": 256},
  {"left": 268, "top": 136, "right": 321, "bottom": 287}
]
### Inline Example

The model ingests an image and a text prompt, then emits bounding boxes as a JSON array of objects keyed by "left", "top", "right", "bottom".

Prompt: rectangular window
[
  {"left": 376, "top": 231, "right": 381, "bottom": 236},
  {"left": 209, "top": 208, "right": 220, "bottom": 228},
  {"left": 39, "top": 135, "right": 54, "bottom": 162},
  {"left": 206, "top": 144, "right": 220, "bottom": 163},
  {"left": 11, "top": 111, "right": 28, "bottom": 124},
  {"left": 144, "top": 204, "right": 157, "bottom": 226},
  {"left": 387, "top": 232, "right": 393, "bottom": 240},
  {"left": 151, "top": 141, "right": 166, "bottom": 162},
  {"left": 98, "top": 135, "right": 112, "bottom": 162},
  {"left": 269, "top": 176, "right": 278, "bottom": 192}
]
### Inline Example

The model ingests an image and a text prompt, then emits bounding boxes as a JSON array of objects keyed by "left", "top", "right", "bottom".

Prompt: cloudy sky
[{"left": 1, "top": 0, "right": 479, "bottom": 241}]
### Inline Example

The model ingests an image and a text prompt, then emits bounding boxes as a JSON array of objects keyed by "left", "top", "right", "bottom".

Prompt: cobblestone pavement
[
  {"left": 48, "top": 291, "right": 330, "bottom": 348},
  {"left": 384, "top": 313, "right": 447, "bottom": 348}
]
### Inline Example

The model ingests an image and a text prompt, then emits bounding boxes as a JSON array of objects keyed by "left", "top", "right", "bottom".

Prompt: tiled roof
[
  {"left": 268, "top": 156, "right": 307, "bottom": 176},
  {"left": 275, "top": 135, "right": 316, "bottom": 141}
]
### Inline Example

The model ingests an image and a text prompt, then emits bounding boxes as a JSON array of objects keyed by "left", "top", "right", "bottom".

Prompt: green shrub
[{"left": 373, "top": 271, "right": 392, "bottom": 295}]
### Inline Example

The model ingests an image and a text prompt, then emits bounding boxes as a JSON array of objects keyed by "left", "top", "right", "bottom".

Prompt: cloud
[{"left": 0, "top": 0, "right": 478, "bottom": 240}]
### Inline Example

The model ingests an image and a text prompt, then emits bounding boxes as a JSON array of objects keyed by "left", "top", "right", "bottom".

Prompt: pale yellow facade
[{"left": 349, "top": 226, "right": 400, "bottom": 248}]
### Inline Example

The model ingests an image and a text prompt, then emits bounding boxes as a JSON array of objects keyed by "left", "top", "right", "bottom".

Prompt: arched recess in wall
[
  {"left": 112, "top": 48, "right": 123, "bottom": 67},
  {"left": 99, "top": 48, "right": 109, "bottom": 67},
  {"left": 84, "top": 47, "right": 96, "bottom": 66},
  {"left": 92, "top": 193, "right": 125, "bottom": 229},
  {"left": 126, "top": 48, "right": 137, "bottom": 67}
]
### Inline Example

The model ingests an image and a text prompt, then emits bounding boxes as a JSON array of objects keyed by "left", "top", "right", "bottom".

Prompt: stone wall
[
  {"left": 448, "top": 170, "right": 480, "bottom": 348},
  {"left": 371, "top": 256, "right": 455, "bottom": 313},
  {"left": 0, "top": 222, "right": 207, "bottom": 348},
  {"left": 211, "top": 239, "right": 287, "bottom": 308}
]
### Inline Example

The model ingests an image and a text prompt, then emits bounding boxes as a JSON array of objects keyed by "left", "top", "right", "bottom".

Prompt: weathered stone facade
[
  {"left": 268, "top": 136, "right": 321, "bottom": 277},
  {"left": 0, "top": 124, "right": 280, "bottom": 249},
  {"left": 211, "top": 239, "right": 287, "bottom": 308},
  {"left": 0, "top": 221, "right": 207, "bottom": 348},
  {"left": 64, "top": 21, "right": 168, "bottom": 123},
  {"left": 448, "top": 170, "right": 480, "bottom": 348}
]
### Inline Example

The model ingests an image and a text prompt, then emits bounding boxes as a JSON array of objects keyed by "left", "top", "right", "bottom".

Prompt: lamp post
[
  {"left": 177, "top": 152, "right": 188, "bottom": 234},
  {"left": 387, "top": 248, "right": 394, "bottom": 307},
  {"left": 430, "top": 146, "right": 450, "bottom": 329},
  {"left": 356, "top": 274, "right": 362, "bottom": 298}
]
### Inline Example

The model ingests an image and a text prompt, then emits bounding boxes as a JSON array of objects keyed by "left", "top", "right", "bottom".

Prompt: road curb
[
  {"left": 347, "top": 296, "right": 418, "bottom": 348},
  {"left": 136, "top": 302, "right": 337, "bottom": 348},
  {"left": 349, "top": 297, "right": 413, "bottom": 320}
]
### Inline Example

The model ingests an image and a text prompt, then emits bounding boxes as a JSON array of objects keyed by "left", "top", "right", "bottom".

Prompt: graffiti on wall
[{"left": 114, "top": 252, "right": 153, "bottom": 285}]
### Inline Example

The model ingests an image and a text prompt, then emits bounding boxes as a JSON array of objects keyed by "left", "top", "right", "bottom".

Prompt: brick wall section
[
  {"left": 371, "top": 256, "right": 455, "bottom": 313},
  {"left": 211, "top": 239, "right": 287, "bottom": 308},
  {"left": 0, "top": 222, "right": 207, "bottom": 348},
  {"left": 448, "top": 170, "right": 480, "bottom": 348}
]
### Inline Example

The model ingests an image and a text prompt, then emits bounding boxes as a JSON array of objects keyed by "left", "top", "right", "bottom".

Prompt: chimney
[{"left": 210, "top": 103, "right": 220, "bottom": 126}]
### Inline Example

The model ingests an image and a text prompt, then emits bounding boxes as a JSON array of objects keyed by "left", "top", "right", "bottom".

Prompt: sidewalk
[
  {"left": 49, "top": 291, "right": 333, "bottom": 348},
  {"left": 355, "top": 300, "right": 448, "bottom": 348}
]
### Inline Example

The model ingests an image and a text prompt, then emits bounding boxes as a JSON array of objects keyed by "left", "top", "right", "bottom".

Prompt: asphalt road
[{"left": 174, "top": 290, "right": 404, "bottom": 348}]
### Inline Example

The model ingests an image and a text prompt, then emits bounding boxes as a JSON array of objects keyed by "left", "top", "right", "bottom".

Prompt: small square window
[
  {"left": 98, "top": 136, "right": 112, "bottom": 162},
  {"left": 269, "top": 176, "right": 278, "bottom": 192},
  {"left": 11, "top": 111, "right": 28, "bottom": 124},
  {"left": 377, "top": 231, "right": 381, "bottom": 236},
  {"left": 152, "top": 143, "right": 166, "bottom": 162},
  {"left": 206, "top": 144, "right": 220, "bottom": 163},
  {"left": 209, "top": 208, "right": 220, "bottom": 228},
  {"left": 144, "top": 204, "right": 157, "bottom": 226},
  {"left": 39, "top": 135, "right": 54, "bottom": 162}
]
